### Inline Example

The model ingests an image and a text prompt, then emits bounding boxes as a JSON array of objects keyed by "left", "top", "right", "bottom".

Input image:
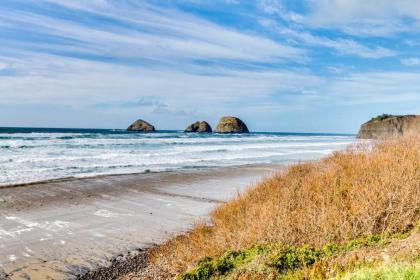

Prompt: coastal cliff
[{"left": 357, "top": 114, "right": 420, "bottom": 139}]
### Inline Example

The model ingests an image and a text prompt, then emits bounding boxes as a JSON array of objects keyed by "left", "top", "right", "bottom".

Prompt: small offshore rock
[
  {"left": 127, "top": 119, "right": 155, "bottom": 132},
  {"left": 215, "top": 116, "right": 249, "bottom": 133},
  {"left": 184, "top": 121, "right": 212, "bottom": 133}
]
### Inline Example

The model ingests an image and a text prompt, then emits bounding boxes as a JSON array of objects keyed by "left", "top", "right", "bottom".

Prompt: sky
[{"left": 0, "top": 0, "right": 419, "bottom": 133}]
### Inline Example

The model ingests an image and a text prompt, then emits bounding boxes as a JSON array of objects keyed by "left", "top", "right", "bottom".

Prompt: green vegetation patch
[
  {"left": 179, "top": 232, "right": 409, "bottom": 280},
  {"left": 269, "top": 245, "right": 321, "bottom": 272},
  {"left": 337, "top": 263, "right": 420, "bottom": 280},
  {"left": 370, "top": 114, "right": 395, "bottom": 122},
  {"left": 344, "top": 234, "right": 390, "bottom": 251},
  {"left": 269, "top": 233, "right": 391, "bottom": 274},
  {"left": 178, "top": 245, "right": 268, "bottom": 280}
]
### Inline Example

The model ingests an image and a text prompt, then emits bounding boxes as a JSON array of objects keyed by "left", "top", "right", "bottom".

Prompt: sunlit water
[{"left": 0, "top": 127, "right": 355, "bottom": 186}]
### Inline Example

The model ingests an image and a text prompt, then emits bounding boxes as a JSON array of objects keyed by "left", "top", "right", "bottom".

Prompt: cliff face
[{"left": 357, "top": 114, "right": 420, "bottom": 139}]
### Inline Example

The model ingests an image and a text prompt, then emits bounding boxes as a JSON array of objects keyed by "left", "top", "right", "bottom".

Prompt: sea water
[{"left": 0, "top": 127, "right": 355, "bottom": 186}]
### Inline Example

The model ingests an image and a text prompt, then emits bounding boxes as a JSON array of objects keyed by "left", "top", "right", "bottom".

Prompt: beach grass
[{"left": 130, "top": 135, "right": 420, "bottom": 279}]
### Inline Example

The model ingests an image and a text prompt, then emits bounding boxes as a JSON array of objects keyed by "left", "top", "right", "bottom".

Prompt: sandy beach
[{"left": 0, "top": 165, "right": 279, "bottom": 279}]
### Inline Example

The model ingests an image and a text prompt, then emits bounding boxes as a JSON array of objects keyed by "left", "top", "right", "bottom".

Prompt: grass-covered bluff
[{"left": 122, "top": 135, "right": 420, "bottom": 279}]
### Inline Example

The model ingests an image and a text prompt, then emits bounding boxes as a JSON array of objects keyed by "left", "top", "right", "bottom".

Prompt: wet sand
[{"left": 0, "top": 165, "right": 279, "bottom": 280}]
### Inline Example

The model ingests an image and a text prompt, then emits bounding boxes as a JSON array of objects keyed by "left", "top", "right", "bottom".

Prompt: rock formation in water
[
  {"left": 184, "top": 121, "right": 212, "bottom": 133},
  {"left": 357, "top": 114, "right": 420, "bottom": 139},
  {"left": 215, "top": 116, "right": 249, "bottom": 134},
  {"left": 127, "top": 119, "right": 156, "bottom": 132}
]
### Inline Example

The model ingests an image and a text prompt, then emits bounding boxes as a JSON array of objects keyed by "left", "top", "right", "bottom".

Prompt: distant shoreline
[{"left": 0, "top": 126, "right": 356, "bottom": 136}]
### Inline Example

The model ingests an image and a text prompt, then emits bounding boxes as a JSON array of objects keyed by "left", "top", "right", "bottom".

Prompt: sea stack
[
  {"left": 127, "top": 119, "right": 155, "bottom": 132},
  {"left": 215, "top": 116, "right": 249, "bottom": 133},
  {"left": 185, "top": 121, "right": 212, "bottom": 133},
  {"left": 357, "top": 114, "right": 420, "bottom": 139}
]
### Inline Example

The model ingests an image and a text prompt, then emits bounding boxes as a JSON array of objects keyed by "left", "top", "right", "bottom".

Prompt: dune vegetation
[{"left": 124, "top": 135, "right": 420, "bottom": 280}]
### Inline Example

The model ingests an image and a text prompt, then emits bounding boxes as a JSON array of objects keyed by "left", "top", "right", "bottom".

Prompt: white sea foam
[{"left": 0, "top": 131, "right": 355, "bottom": 186}]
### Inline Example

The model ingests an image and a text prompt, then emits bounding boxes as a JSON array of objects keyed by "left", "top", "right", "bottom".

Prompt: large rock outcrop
[
  {"left": 215, "top": 116, "right": 249, "bottom": 134},
  {"left": 357, "top": 114, "right": 420, "bottom": 139},
  {"left": 185, "top": 121, "right": 212, "bottom": 133},
  {"left": 127, "top": 119, "right": 155, "bottom": 132}
]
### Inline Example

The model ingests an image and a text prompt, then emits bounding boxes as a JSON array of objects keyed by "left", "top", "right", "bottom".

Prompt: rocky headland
[{"left": 357, "top": 114, "right": 420, "bottom": 139}]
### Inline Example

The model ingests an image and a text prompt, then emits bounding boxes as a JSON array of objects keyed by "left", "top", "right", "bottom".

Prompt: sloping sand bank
[{"left": 0, "top": 165, "right": 278, "bottom": 279}]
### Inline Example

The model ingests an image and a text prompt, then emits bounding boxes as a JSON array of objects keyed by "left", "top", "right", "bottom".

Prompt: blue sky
[{"left": 0, "top": 0, "right": 419, "bottom": 133}]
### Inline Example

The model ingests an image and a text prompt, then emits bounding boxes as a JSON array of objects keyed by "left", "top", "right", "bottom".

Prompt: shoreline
[
  {"left": 0, "top": 164, "right": 280, "bottom": 279},
  {"left": 0, "top": 164, "right": 280, "bottom": 213},
  {"left": 0, "top": 163, "right": 275, "bottom": 190}
]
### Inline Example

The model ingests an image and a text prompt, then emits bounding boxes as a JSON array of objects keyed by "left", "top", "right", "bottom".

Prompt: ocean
[{"left": 0, "top": 127, "right": 355, "bottom": 186}]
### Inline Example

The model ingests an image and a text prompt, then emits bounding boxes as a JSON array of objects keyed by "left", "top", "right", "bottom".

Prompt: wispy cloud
[
  {"left": 258, "top": 0, "right": 420, "bottom": 37},
  {"left": 401, "top": 57, "right": 420, "bottom": 66},
  {"left": 0, "top": 62, "right": 8, "bottom": 71},
  {"left": 307, "top": 0, "right": 420, "bottom": 23},
  {"left": 93, "top": 96, "right": 197, "bottom": 117},
  {"left": 260, "top": 20, "right": 397, "bottom": 58},
  {"left": 321, "top": 71, "right": 420, "bottom": 105},
  {"left": 257, "top": 0, "right": 303, "bottom": 23},
  {"left": 0, "top": 51, "right": 322, "bottom": 108},
  {"left": 305, "top": 0, "right": 420, "bottom": 37},
  {"left": 93, "top": 97, "right": 167, "bottom": 109},
  {"left": 0, "top": 1, "right": 305, "bottom": 66}
]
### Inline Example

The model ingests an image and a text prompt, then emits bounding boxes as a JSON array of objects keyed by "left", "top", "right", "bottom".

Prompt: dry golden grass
[{"left": 143, "top": 135, "right": 420, "bottom": 278}]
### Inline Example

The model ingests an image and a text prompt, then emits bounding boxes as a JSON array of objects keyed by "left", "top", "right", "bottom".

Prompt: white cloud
[
  {"left": 296, "top": 33, "right": 396, "bottom": 59},
  {"left": 340, "top": 20, "right": 407, "bottom": 37},
  {"left": 1, "top": 50, "right": 418, "bottom": 114},
  {"left": 305, "top": 0, "right": 420, "bottom": 36},
  {"left": 258, "top": 0, "right": 420, "bottom": 37},
  {"left": 0, "top": 51, "right": 322, "bottom": 110},
  {"left": 258, "top": 0, "right": 303, "bottom": 23},
  {"left": 321, "top": 71, "right": 420, "bottom": 105},
  {"left": 260, "top": 20, "right": 396, "bottom": 58},
  {"left": 1, "top": 0, "right": 303, "bottom": 64},
  {"left": 307, "top": 0, "right": 420, "bottom": 23},
  {"left": 258, "top": 0, "right": 284, "bottom": 15},
  {"left": 401, "top": 57, "right": 420, "bottom": 66}
]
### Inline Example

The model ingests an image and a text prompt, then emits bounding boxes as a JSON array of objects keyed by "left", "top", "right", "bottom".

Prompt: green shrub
[
  {"left": 179, "top": 257, "right": 214, "bottom": 280},
  {"left": 345, "top": 234, "right": 388, "bottom": 251},
  {"left": 269, "top": 245, "right": 321, "bottom": 272},
  {"left": 371, "top": 114, "right": 394, "bottom": 122},
  {"left": 178, "top": 246, "right": 265, "bottom": 280},
  {"left": 213, "top": 251, "right": 247, "bottom": 274},
  {"left": 322, "top": 242, "right": 340, "bottom": 257}
]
